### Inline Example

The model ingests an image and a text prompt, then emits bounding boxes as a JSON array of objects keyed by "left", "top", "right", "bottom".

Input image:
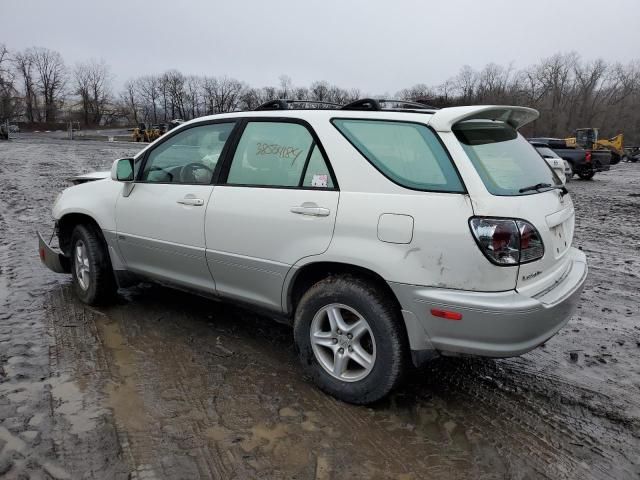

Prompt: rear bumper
[
  {"left": 390, "top": 248, "right": 587, "bottom": 358},
  {"left": 37, "top": 231, "right": 70, "bottom": 274}
]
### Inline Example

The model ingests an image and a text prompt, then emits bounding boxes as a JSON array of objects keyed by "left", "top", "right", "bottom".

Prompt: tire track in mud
[{"left": 0, "top": 138, "right": 141, "bottom": 478}]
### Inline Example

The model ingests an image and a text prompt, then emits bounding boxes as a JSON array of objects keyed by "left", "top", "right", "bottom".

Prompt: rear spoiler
[{"left": 428, "top": 105, "right": 539, "bottom": 132}]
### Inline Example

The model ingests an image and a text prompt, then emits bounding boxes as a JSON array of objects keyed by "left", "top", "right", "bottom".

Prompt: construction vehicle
[
  {"left": 565, "top": 128, "right": 626, "bottom": 165},
  {"left": 132, "top": 123, "right": 162, "bottom": 142}
]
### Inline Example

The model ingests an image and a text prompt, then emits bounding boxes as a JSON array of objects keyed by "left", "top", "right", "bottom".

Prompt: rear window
[
  {"left": 535, "top": 147, "right": 560, "bottom": 159},
  {"left": 454, "top": 121, "right": 561, "bottom": 196},
  {"left": 332, "top": 119, "right": 464, "bottom": 192}
]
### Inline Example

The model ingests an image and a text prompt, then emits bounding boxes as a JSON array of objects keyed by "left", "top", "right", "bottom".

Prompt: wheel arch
[
  {"left": 284, "top": 261, "right": 406, "bottom": 322},
  {"left": 57, "top": 212, "right": 105, "bottom": 257},
  {"left": 286, "top": 260, "right": 433, "bottom": 368}
]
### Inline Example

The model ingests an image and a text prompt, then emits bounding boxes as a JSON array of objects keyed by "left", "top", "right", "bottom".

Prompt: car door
[
  {"left": 115, "top": 120, "right": 237, "bottom": 292},
  {"left": 205, "top": 118, "right": 339, "bottom": 311}
]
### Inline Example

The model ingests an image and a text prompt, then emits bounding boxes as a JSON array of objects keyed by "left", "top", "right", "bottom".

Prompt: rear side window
[
  {"left": 302, "top": 146, "right": 334, "bottom": 188},
  {"left": 454, "top": 121, "right": 561, "bottom": 196},
  {"left": 227, "top": 122, "right": 314, "bottom": 187},
  {"left": 332, "top": 119, "right": 464, "bottom": 192}
]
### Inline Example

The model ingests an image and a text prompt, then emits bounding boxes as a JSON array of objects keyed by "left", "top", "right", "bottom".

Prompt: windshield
[{"left": 453, "top": 120, "right": 561, "bottom": 196}]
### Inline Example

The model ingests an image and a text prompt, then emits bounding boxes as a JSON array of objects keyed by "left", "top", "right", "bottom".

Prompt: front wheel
[
  {"left": 70, "top": 224, "right": 117, "bottom": 305},
  {"left": 293, "top": 276, "right": 409, "bottom": 404}
]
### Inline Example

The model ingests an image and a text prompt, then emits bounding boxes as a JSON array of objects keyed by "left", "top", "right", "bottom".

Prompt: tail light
[
  {"left": 469, "top": 218, "right": 545, "bottom": 266},
  {"left": 585, "top": 150, "right": 592, "bottom": 163}
]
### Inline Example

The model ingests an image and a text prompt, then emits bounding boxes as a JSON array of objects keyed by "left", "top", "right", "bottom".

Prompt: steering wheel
[{"left": 181, "top": 162, "right": 214, "bottom": 183}]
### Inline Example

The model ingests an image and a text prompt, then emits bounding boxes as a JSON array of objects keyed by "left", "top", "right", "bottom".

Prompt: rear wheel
[
  {"left": 70, "top": 224, "right": 117, "bottom": 305},
  {"left": 577, "top": 170, "right": 595, "bottom": 180},
  {"left": 293, "top": 276, "right": 408, "bottom": 404}
]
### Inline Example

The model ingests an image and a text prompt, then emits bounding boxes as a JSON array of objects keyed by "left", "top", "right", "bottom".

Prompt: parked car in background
[
  {"left": 529, "top": 137, "right": 611, "bottom": 180},
  {"left": 534, "top": 146, "right": 568, "bottom": 184},
  {"left": 39, "top": 102, "right": 588, "bottom": 404},
  {"left": 9, "top": 124, "right": 19, "bottom": 133},
  {"left": 624, "top": 146, "right": 639, "bottom": 163}
]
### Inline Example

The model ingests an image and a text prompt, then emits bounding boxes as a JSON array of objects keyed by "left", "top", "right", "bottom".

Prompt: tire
[
  {"left": 293, "top": 275, "right": 409, "bottom": 404},
  {"left": 565, "top": 161, "right": 574, "bottom": 180},
  {"left": 70, "top": 224, "right": 117, "bottom": 305},
  {"left": 577, "top": 170, "right": 595, "bottom": 180}
]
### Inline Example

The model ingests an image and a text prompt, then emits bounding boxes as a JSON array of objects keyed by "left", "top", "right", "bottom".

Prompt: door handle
[
  {"left": 290, "top": 205, "right": 330, "bottom": 217},
  {"left": 177, "top": 197, "right": 204, "bottom": 206}
]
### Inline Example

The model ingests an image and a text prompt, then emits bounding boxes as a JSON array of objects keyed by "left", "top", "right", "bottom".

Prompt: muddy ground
[{"left": 0, "top": 135, "right": 639, "bottom": 479}]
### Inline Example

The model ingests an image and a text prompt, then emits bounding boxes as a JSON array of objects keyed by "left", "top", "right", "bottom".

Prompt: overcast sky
[{"left": 2, "top": 0, "right": 639, "bottom": 93}]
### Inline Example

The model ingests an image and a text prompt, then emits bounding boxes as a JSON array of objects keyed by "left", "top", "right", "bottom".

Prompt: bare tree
[
  {"left": 278, "top": 74, "right": 293, "bottom": 98},
  {"left": 31, "top": 47, "right": 67, "bottom": 122},
  {"left": 4, "top": 41, "right": 640, "bottom": 143},
  {"left": 202, "top": 76, "right": 243, "bottom": 113},
  {"left": 137, "top": 75, "right": 161, "bottom": 123},
  {"left": 185, "top": 75, "right": 202, "bottom": 119},
  {"left": 74, "top": 59, "right": 111, "bottom": 126},
  {"left": 309, "top": 81, "right": 330, "bottom": 102},
  {"left": 13, "top": 49, "right": 39, "bottom": 122},
  {"left": 163, "top": 70, "right": 187, "bottom": 119},
  {"left": 120, "top": 79, "right": 140, "bottom": 124},
  {"left": 0, "top": 43, "right": 20, "bottom": 122},
  {"left": 536, "top": 52, "right": 578, "bottom": 136},
  {"left": 397, "top": 83, "right": 437, "bottom": 103},
  {"left": 451, "top": 65, "right": 478, "bottom": 103}
]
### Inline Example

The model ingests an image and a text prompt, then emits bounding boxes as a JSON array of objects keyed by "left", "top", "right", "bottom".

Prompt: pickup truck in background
[{"left": 529, "top": 137, "right": 611, "bottom": 180}]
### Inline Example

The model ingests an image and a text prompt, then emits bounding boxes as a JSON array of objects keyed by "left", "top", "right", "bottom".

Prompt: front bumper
[
  {"left": 38, "top": 231, "right": 70, "bottom": 274},
  {"left": 390, "top": 248, "right": 587, "bottom": 358}
]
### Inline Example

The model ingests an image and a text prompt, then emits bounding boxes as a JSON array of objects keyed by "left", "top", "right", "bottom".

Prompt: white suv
[{"left": 39, "top": 99, "right": 587, "bottom": 404}]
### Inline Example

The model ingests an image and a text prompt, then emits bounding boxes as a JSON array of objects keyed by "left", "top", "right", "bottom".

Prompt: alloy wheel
[
  {"left": 310, "top": 303, "right": 376, "bottom": 382},
  {"left": 74, "top": 240, "right": 90, "bottom": 290}
]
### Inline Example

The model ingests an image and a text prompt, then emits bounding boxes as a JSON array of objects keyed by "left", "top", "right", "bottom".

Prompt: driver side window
[{"left": 141, "top": 122, "right": 235, "bottom": 184}]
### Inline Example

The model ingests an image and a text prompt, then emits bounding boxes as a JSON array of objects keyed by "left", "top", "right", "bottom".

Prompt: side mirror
[{"left": 111, "top": 158, "right": 134, "bottom": 182}]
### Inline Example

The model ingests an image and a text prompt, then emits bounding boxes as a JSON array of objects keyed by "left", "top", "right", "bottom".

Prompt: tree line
[{"left": 1, "top": 43, "right": 639, "bottom": 142}]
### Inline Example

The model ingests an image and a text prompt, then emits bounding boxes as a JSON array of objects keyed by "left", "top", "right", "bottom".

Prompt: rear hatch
[{"left": 440, "top": 109, "right": 574, "bottom": 296}]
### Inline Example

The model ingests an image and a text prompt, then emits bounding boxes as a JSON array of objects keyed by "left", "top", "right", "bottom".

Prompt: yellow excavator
[
  {"left": 565, "top": 128, "right": 625, "bottom": 165},
  {"left": 132, "top": 123, "right": 162, "bottom": 143}
]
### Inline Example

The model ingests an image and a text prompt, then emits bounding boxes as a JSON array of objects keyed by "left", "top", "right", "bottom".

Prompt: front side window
[
  {"left": 454, "top": 121, "right": 561, "bottom": 196},
  {"left": 227, "top": 122, "right": 332, "bottom": 188},
  {"left": 332, "top": 119, "right": 464, "bottom": 192},
  {"left": 141, "top": 122, "right": 235, "bottom": 184}
]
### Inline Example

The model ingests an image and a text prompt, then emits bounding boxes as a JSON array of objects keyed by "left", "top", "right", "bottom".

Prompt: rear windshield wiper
[{"left": 519, "top": 183, "right": 569, "bottom": 196}]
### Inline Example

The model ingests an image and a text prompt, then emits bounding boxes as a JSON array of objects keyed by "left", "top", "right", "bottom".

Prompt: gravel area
[{"left": 0, "top": 135, "right": 638, "bottom": 479}]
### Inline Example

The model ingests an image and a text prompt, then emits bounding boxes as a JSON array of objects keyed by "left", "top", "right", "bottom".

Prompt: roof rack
[
  {"left": 341, "top": 98, "right": 439, "bottom": 112},
  {"left": 253, "top": 99, "right": 343, "bottom": 111}
]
